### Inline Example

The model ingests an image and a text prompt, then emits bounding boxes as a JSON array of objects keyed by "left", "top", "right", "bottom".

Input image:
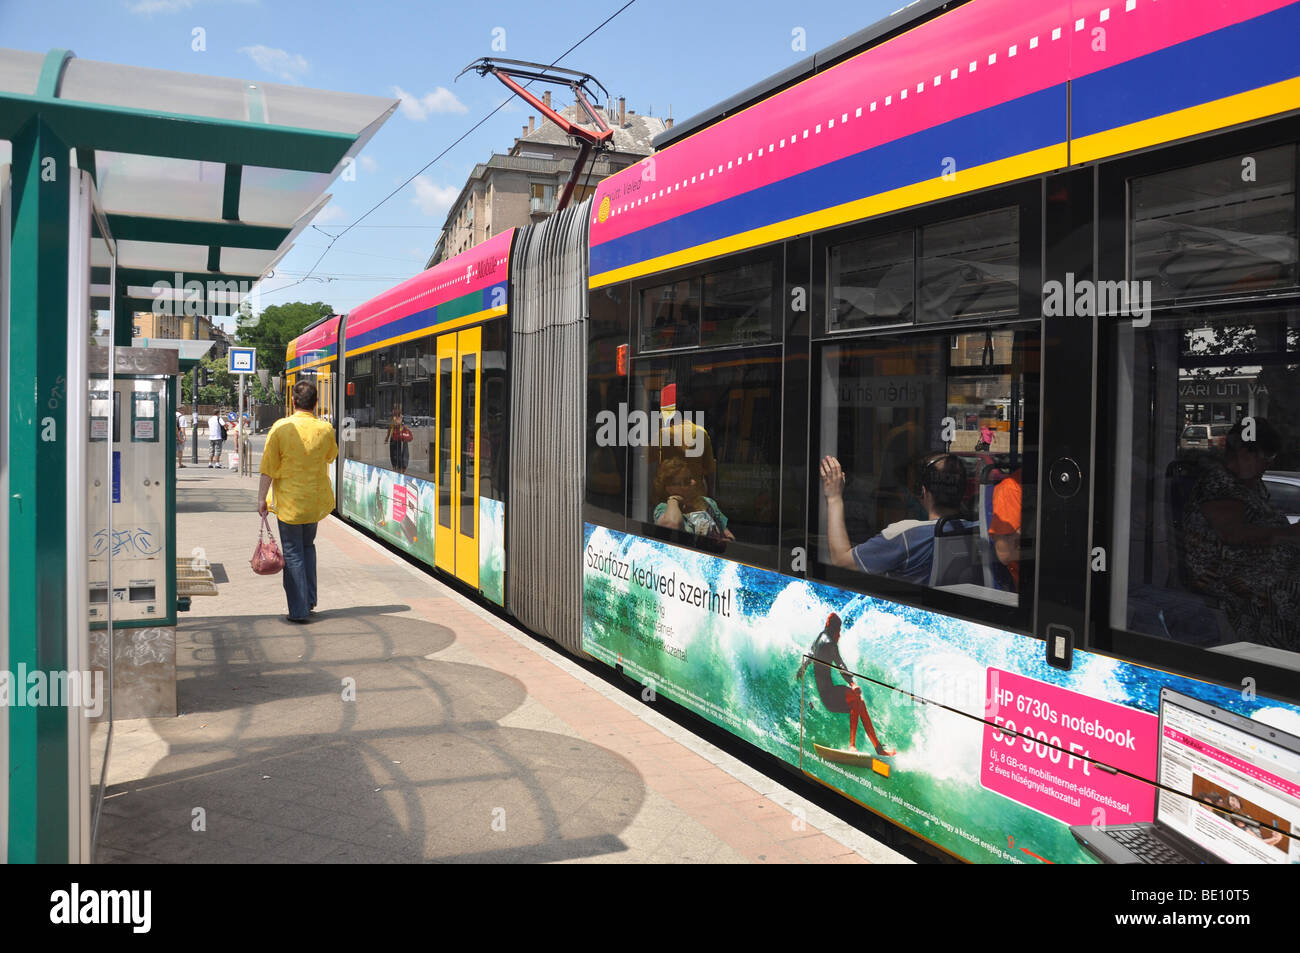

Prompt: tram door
[{"left": 433, "top": 327, "right": 482, "bottom": 588}]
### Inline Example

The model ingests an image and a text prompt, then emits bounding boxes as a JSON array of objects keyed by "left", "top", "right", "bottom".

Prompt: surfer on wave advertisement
[{"left": 796, "top": 612, "right": 896, "bottom": 760}]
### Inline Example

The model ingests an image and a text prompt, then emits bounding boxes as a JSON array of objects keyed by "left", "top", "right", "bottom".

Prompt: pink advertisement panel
[{"left": 982, "top": 668, "right": 1159, "bottom": 826}]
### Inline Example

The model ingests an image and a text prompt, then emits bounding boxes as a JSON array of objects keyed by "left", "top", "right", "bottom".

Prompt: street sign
[{"left": 228, "top": 347, "right": 257, "bottom": 375}]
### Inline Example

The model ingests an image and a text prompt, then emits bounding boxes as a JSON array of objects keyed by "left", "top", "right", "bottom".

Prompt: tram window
[
  {"left": 1132, "top": 146, "right": 1298, "bottom": 303},
  {"left": 812, "top": 327, "right": 1038, "bottom": 606},
  {"left": 480, "top": 320, "right": 508, "bottom": 500},
  {"left": 627, "top": 344, "right": 781, "bottom": 565},
  {"left": 587, "top": 283, "right": 630, "bottom": 529},
  {"left": 402, "top": 337, "right": 434, "bottom": 479},
  {"left": 375, "top": 346, "right": 402, "bottom": 470},
  {"left": 345, "top": 354, "right": 375, "bottom": 465},
  {"left": 829, "top": 227, "right": 915, "bottom": 331},
  {"left": 640, "top": 277, "right": 700, "bottom": 351},
  {"left": 1108, "top": 308, "right": 1300, "bottom": 661},
  {"left": 459, "top": 351, "right": 477, "bottom": 538},
  {"left": 918, "top": 207, "right": 1019, "bottom": 324},
  {"left": 700, "top": 261, "right": 775, "bottom": 346},
  {"left": 438, "top": 353, "right": 453, "bottom": 529}
]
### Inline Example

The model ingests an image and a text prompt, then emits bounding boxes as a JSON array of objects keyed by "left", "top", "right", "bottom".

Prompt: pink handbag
[{"left": 251, "top": 514, "right": 284, "bottom": 575}]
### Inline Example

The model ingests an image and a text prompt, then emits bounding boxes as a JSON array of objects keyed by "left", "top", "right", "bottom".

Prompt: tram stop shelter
[{"left": 0, "top": 48, "right": 397, "bottom": 862}]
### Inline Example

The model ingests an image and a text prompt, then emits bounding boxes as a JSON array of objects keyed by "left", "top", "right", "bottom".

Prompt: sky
[{"left": 1, "top": 0, "right": 907, "bottom": 326}]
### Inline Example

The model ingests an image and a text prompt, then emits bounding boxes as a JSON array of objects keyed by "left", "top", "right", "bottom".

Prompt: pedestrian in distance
[
  {"left": 207, "top": 409, "right": 224, "bottom": 467},
  {"left": 176, "top": 410, "right": 186, "bottom": 468},
  {"left": 386, "top": 404, "right": 411, "bottom": 475},
  {"left": 258, "top": 379, "right": 338, "bottom": 623}
]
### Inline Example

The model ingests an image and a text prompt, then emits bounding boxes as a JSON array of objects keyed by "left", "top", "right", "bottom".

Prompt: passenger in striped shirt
[{"left": 821, "top": 453, "right": 971, "bottom": 584}]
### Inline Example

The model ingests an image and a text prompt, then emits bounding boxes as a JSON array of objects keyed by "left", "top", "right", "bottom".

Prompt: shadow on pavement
[
  {"left": 177, "top": 487, "right": 258, "bottom": 514},
  {"left": 96, "top": 607, "right": 646, "bottom": 863}
]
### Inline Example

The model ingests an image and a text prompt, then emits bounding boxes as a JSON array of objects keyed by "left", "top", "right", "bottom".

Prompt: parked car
[
  {"left": 1264, "top": 471, "right": 1300, "bottom": 525},
  {"left": 1179, "top": 423, "right": 1232, "bottom": 453}
]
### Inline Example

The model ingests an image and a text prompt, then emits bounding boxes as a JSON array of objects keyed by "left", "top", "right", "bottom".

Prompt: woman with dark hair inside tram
[{"left": 1183, "top": 417, "right": 1300, "bottom": 651}]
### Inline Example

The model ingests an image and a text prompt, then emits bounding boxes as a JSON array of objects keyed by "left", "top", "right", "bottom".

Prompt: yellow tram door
[
  {"left": 454, "top": 326, "right": 482, "bottom": 589},
  {"left": 317, "top": 366, "right": 331, "bottom": 419},
  {"left": 434, "top": 327, "right": 482, "bottom": 588},
  {"left": 434, "top": 335, "right": 456, "bottom": 574}
]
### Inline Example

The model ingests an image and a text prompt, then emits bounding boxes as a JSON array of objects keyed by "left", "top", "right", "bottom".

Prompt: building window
[{"left": 530, "top": 182, "right": 556, "bottom": 214}]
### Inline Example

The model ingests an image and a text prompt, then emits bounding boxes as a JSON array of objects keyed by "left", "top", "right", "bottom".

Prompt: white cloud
[
  {"left": 240, "top": 45, "right": 310, "bottom": 82},
  {"left": 410, "top": 176, "right": 458, "bottom": 218},
  {"left": 127, "top": 0, "right": 197, "bottom": 12},
  {"left": 359, "top": 155, "right": 379, "bottom": 173},
  {"left": 313, "top": 204, "right": 347, "bottom": 224},
  {"left": 128, "top": 0, "right": 256, "bottom": 13},
  {"left": 393, "top": 85, "right": 468, "bottom": 121}
]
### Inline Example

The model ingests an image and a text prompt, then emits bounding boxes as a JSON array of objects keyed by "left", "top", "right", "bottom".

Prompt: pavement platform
[{"left": 96, "top": 453, "right": 911, "bottom": 864}]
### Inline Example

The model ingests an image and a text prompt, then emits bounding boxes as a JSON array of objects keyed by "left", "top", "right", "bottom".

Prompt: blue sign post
[
  {"left": 227, "top": 348, "right": 257, "bottom": 476},
  {"left": 228, "top": 347, "right": 256, "bottom": 375}
]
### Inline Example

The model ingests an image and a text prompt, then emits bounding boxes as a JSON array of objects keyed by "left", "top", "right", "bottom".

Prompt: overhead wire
[{"left": 261, "top": 0, "right": 637, "bottom": 300}]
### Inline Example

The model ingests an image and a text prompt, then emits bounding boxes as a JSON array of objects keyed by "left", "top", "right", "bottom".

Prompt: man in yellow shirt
[{"left": 258, "top": 379, "right": 338, "bottom": 622}]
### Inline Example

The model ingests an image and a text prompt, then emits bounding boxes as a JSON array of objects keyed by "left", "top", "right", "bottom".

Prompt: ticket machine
[
  {"left": 88, "top": 347, "right": 177, "bottom": 626},
  {"left": 87, "top": 345, "right": 179, "bottom": 720}
]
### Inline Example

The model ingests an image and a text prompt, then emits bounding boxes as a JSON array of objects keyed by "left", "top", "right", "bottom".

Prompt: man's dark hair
[
  {"left": 921, "top": 453, "right": 966, "bottom": 510},
  {"left": 293, "top": 379, "right": 318, "bottom": 411}
]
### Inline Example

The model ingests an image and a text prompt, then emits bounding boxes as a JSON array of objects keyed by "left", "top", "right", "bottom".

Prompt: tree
[
  {"left": 249, "top": 374, "right": 275, "bottom": 406},
  {"left": 236, "top": 301, "right": 333, "bottom": 379},
  {"left": 180, "top": 355, "right": 239, "bottom": 407},
  {"left": 1183, "top": 320, "right": 1300, "bottom": 469}
]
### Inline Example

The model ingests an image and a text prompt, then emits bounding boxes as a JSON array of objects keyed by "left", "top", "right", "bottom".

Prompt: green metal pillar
[{"left": 7, "top": 113, "right": 71, "bottom": 863}]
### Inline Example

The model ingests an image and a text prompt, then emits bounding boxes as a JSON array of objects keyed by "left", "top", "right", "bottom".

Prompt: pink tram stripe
[
  {"left": 292, "top": 315, "right": 339, "bottom": 355},
  {"left": 344, "top": 228, "right": 514, "bottom": 342},
  {"left": 590, "top": 0, "right": 1295, "bottom": 252}
]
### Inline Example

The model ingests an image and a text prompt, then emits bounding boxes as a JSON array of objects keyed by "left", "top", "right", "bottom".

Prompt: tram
[
  {"left": 285, "top": 314, "right": 342, "bottom": 491},
  {"left": 289, "top": 0, "right": 1300, "bottom": 863}
]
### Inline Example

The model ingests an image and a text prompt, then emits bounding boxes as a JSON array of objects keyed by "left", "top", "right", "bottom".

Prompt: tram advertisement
[
  {"left": 982, "top": 669, "right": 1157, "bottom": 828},
  {"left": 340, "top": 458, "right": 506, "bottom": 606},
  {"left": 581, "top": 523, "right": 1300, "bottom": 863}
]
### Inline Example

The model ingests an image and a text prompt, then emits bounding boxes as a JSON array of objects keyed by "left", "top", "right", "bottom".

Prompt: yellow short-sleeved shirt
[{"left": 260, "top": 411, "right": 338, "bottom": 524}]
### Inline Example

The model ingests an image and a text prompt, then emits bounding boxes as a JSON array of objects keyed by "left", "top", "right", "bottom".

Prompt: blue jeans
[{"left": 277, "top": 519, "right": 318, "bottom": 620}]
